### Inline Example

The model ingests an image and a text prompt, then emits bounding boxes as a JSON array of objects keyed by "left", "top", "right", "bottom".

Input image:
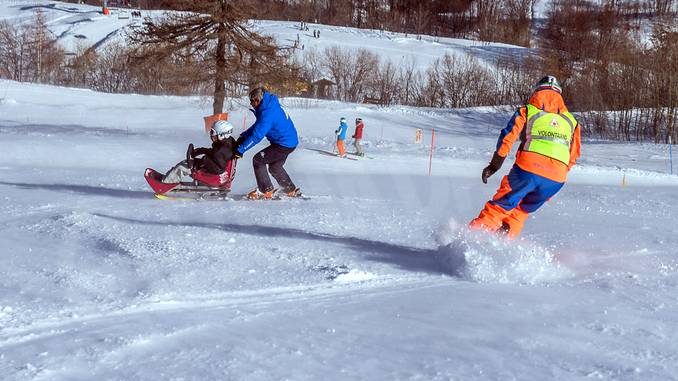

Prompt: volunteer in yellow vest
[{"left": 469, "top": 75, "right": 582, "bottom": 238}]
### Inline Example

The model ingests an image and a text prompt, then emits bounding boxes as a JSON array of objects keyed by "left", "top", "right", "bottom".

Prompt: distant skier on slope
[
  {"left": 469, "top": 75, "right": 582, "bottom": 238},
  {"left": 335, "top": 117, "right": 348, "bottom": 158},
  {"left": 352, "top": 117, "right": 365, "bottom": 156},
  {"left": 234, "top": 87, "right": 302, "bottom": 200},
  {"left": 162, "top": 120, "right": 237, "bottom": 183}
]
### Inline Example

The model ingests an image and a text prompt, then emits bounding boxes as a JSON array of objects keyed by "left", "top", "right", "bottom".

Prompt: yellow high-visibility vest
[{"left": 524, "top": 104, "right": 577, "bottom": 164}]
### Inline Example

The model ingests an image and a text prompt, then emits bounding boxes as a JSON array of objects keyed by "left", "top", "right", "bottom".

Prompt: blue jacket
[
  {"left": 237, "top": 92, "right": 299, "bottom": 154},
  {"left": 336, "top": 121, "right": 348, "bottom": 140}
]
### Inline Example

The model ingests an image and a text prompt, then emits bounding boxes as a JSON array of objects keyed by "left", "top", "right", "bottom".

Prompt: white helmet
[
  {"left": 535, "top": 75, "right": 562, "bottom": 94},
  {"left": 210, "top": 120, "right": 234, "bottom": 140}
]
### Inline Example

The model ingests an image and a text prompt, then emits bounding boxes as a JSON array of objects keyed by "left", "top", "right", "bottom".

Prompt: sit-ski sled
[{"left": 144, "top": 144, "right": 237, "bottom": 201}]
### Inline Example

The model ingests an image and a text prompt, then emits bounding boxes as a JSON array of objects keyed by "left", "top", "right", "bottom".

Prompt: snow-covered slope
[
  {"left": 0, "top": 0, "right": 527, "bottom": 68},
  {"left": 3, "top": 1, "right": 678, "bottom": 379},
  {"left": 2, "top": 79, "right": 678, "bottom": 380}
]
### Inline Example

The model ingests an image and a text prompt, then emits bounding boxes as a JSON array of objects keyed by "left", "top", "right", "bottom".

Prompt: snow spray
[{"left": 434, "top": 218, "right": 571, "bottom": 283}]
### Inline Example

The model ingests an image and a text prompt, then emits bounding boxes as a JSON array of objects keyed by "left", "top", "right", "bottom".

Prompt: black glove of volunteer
[{"left": 481, "top": 152, "right": 505, "bottom": 184}]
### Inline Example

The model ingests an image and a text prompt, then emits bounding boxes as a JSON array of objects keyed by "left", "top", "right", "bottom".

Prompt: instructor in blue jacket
[{"left": 235, "top": 87, "right": 302, "bottom": 200}]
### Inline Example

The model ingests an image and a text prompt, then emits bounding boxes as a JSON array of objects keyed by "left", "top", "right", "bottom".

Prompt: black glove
[
  {"left": 481, "top": 152, "right": 505, "bottom": 184},
  {"left": 233, "top": 148, "right": 243, "bottom": 159},
  {"left": 186, "top": 143, "right": 195, "bottom": 169}
]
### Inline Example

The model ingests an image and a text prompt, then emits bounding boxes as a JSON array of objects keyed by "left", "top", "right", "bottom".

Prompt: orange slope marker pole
[{"left": 428, "top": 129, "right": 435, "bottom": 176}]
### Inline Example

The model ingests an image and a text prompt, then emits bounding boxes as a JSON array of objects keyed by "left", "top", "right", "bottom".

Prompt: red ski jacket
[{"left": 353, "top": 122, "right": 364, "bottom": 139}]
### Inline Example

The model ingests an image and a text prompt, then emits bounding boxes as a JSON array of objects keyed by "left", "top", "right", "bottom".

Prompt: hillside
[{"left": 0, "top": 0, "right": 527, "bottom": 68}]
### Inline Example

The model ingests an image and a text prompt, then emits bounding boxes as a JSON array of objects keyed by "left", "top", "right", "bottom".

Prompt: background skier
[
  {"left": 352, "top": 117, "right": 365, "bottom": 156},
  {"left": 469, "top": 75, "right": 582, "bottom": 238},
  {"left": 234, "top": 87, "right": 301, "bottom": 200},
  {"left": 335, "top": 117, "right": 348, "bottom": 157},
  {"left": 162, "top": 120, "right": 236, "bottom": 183}
]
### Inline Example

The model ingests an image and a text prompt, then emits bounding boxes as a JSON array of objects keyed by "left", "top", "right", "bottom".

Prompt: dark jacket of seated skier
[
  {"left": 193, "top": 133, "right": 237, "bottom": 174},
  {"left": 162, "top": 120, "right": 237, "bottom": 183}
]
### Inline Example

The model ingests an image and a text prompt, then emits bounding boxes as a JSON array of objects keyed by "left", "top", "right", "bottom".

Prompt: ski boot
[
  {"left": 285, "top": 187, "right": 303, "bottom": 198},
  {"left": 247, "top": 188, "right": 276, "bottom": 200},
  {"left": 495, "top": 222, "right": 511, "bottom": 236}
]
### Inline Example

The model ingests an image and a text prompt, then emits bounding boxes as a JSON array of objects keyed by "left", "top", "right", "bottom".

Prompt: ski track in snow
[{"left": 0, "top": 275, "right": 438, "bottom": 349}]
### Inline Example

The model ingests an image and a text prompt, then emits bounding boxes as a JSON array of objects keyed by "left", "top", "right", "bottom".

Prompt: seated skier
[{"left": 162, "top": 120, "right": 237, "bottom": 184}]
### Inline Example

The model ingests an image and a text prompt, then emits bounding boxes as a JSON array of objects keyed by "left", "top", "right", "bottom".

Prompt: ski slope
[
  {"left": 3, "top": 0, "right": 678, "bottom": 379},
  {"left": 2, "top": 78, "right": 678, "bottom": 380}
]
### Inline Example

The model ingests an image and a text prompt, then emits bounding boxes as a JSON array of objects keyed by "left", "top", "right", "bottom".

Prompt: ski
[
  {"left": 154, "top": 191, "right": 231, "bottom": 201},
  {"left": 347, "top": 152, "right": 373, "bottom": 159},
  {"left": 238, "top": 190, "right": 313, "bottom": 201},
  {"left": 154, "top": 192, "right": 314, "bottom": 202},
  {"left": 306, "top": 148, "right": 358, "bottom": 160}
]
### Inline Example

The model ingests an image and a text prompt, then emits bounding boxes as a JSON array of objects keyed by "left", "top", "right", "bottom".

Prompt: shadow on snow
[
  {"left": 0, "top": 181, "right": 149, "bottom": 199},
  {"left": 93, "top": 213, "right": 462, "bottom": 276}
]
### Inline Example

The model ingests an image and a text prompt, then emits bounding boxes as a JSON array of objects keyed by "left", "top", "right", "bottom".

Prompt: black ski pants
[{"left": 253, "top": 143, "right": 296, "bottom": 193}]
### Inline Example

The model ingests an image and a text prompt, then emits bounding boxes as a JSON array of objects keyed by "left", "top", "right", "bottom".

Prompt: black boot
[{"left": 496, "top": 222, "right": 510, "bottom": 236}]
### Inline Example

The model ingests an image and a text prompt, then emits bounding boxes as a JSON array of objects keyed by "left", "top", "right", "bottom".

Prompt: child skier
[
  {"left": 162, "top": 120, "right": 237, "bottom": 183},
  {"left": 335, "top": 117, "right": 348, "bottom": 157},
  {"left": 352, "top": 117, "right": 365, "bottom": 156},
  {"left": 468, "top": 75, "right": 582, "bottom": 238}
]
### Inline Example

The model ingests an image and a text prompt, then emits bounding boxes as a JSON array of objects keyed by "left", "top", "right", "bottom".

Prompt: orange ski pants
[
  {"left": 336, "top": 140, "right": 346, "bottom": 157},
  {"left": 469, "top": 165, "right": 564, "bottom": 239}
]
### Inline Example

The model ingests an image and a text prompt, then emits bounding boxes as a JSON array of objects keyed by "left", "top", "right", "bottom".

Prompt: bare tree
[
  {"left": 371, "top": 60, "right": 399, "bottom": 105},
  {"left": 397, "top": 57, "right": 418, "bottom": 105},
  {"left": 0, "top": 10, "right": 64, "bottom": 84},
  {"left": 322, "top": 46, "right": 379, "bottom": 103}
]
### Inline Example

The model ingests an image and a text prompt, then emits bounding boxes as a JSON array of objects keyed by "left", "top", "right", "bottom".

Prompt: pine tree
[{"left": 129, "top": 0, "right": 298, "bottom": 114}]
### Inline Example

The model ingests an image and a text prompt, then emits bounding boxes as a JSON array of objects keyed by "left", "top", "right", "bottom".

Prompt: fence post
[{"left": 670, "top": 136, "right": 673, "bottom": 175}]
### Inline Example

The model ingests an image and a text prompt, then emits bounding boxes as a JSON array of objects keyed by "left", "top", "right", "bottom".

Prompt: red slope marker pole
[{"left": 428, "top": 128, "right": 435, "bottom": 176}]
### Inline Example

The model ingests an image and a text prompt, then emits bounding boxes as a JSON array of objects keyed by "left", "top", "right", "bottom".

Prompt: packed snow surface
[
  {"left": 2, "top": 77, "right": 678, "bottom": 380},
  {"left": 2, "top": 1, "right": 678, "bottom": 380}
]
